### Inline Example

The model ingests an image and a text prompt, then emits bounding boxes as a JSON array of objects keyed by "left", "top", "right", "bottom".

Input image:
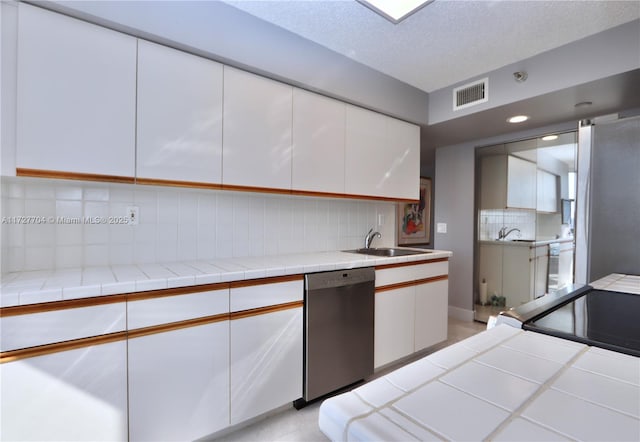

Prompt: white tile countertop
[
  {"left": 0, "top": 248, "right": 452, "bottom": 307},
  {"left": 319, "top": 324, "right": 640, "bottom": 441},
  {"left": 479, "top": 237, "right": 575, "bottom": 247},
  {"left": 591, "top": 273, "right": 640, "bottom": 295}
]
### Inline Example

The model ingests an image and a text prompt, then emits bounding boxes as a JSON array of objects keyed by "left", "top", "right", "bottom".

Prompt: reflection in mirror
[{"left": 474, "top": 131, "right": 577, "bottom": 323}]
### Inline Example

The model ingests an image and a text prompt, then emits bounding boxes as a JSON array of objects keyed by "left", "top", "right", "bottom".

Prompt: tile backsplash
[
  {"left": 1, "top": 177, "right": 396, "bottom": 273},
  {"left": 479, "top": 209, "right": 536, "bottom": 241}
]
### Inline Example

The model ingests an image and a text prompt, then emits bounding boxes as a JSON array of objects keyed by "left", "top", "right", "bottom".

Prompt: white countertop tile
[
  {"left": 552, "top": 367, "right": 640, "bottom": 418},
  {"left": 0, "top": 249, "right": 452, "bottom": 306},
  {"left": 378, "top": 408, "right": 443, "bottom": 441},
  {"left": 353, "top": 377, "right": 405, "bottom": 408},
  {"left": 392, "top": 381, "right": 510, "bottom": 441},
  {"left": 474, "top": 345, "right": 563, "bottom": 384},
  {"left": 573, "top": 347, "right": 640, "bottom": 386},
  {"left": 493, "top": 418, "right": 568, "bottom": 442},
  {"left": 385, "top": 357, "right": 445, "bottom": 392},
  {"left": 440, "top": 361, "right": 540, "bottom": 411},
  {"left": 502, "top": 331, "right": 586, "bottom": 364},
  {"left": 522, "top": 389, "right": 640, "bottom": 441}
]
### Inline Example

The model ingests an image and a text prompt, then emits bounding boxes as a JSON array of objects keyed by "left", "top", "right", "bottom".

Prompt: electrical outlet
[
  {"left": 127, "top": 206, "right": 139, "bottom": 225},
  {"left": 437, "top": 222, "right": 447, "bottom": 233}
]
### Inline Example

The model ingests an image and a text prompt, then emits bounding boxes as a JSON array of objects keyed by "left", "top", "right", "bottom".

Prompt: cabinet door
[
  {"left": 374, "top": 286, "right": 414, "bottom": 368},
  {"left": 0, "top": 341, "right": 128, "bottom": 441},
  {"left": 479, "top": 155, "right": 507, "bottom": 209},
  {"left": 414, "top": 279, "right": 448, "bottom": 352},
  {"left": 16, "top": 4, "right": 136, "bottom": 178},
  {"left": 385, "top": 117, "right": 420, "bottom": 200},
  {"left": 507, "top": 156, "right": 536, "bottom": 209},
  {"left": 536, "top": 169, "right": 558, "bottom": 213},
  {"left": 128, "top": 322, "right": 230, "bottom": 441},
  {"left": 222, "top": 66, "right": 292, "bottom": 190},
  {"left": 136, "top": 40, "right": 223, "bottom": 185},
  {"left": 292, "top": 89, "right": 345, "bottom": 194},
  {"left": 345, "top": 106, "right": 420, "bottom": 200},
  {"left": 230, "top": 307, "right": 302, "bottom": 424}
]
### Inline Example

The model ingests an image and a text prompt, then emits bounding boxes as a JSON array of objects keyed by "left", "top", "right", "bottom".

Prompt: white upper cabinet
[
  {"left": 507, "top": 156, "right": 537, "bottom": 209},
  {"left": 345, "top": 106, "right": 420, "bottom": 200},
  {"left": 536, "top": 169, "right": 558, "bottom": 212},
  {"left": 292, "top": 89, "right": 346, "bottom": 194},
  {"left": 136, "top": 40, "right": 223, "bottom": 185},
  {"left": 222, "top": 66, "right": 293, "bottom": 190},
  {"left": 16, "top": 3, "right": 136, "bottom": 178}
]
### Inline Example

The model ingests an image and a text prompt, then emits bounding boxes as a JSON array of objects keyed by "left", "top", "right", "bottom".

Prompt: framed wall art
[{"left": 397, "top": 177, "right": 431, "bottom": 246}]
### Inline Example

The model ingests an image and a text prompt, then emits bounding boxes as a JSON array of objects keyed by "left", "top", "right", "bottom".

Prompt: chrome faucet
[
  {"left": 497, "top": 226, "right": 521, "bottom": 240},
  {"left": 364, "top": 228, "right": 381, "bottom": 249}
]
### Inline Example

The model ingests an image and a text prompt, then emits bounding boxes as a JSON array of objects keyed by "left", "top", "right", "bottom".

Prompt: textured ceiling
[{"left": 222, "top": 0, "right": 640, "bottom": 93}]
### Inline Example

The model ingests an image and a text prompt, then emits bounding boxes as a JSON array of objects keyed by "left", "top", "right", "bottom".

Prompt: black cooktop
[{"left": 524, "top": 289, "right": 640, "bottom": 357}]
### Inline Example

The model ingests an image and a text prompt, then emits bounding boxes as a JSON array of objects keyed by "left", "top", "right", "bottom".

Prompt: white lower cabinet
[
  {"left": 0, "top": 340, "right": 128, "bottom": 441},
  {"left": 374, "top": 286, "right": 415, "bottom": 368},
  {"left": 127, "top": 321, "right": 229, "bottom": 441},
  {"left": 374, "top": 261, "right": 449, "bottom": 369},
  {"left": 230, "top": 306, "right": 303, "bottom": 424},
  {"left": 414, "top": 279, "right": 449, "bottom": 351}
]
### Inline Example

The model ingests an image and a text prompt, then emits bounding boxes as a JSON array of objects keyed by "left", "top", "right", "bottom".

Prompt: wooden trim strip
[
  {"left": 16, "top": 168, "right": 134, "bottom": 184},
  {"left": 0, "top": 331, "right": 128, "bottom": 364},
  {"left": 128, "top": 313, "right": 230, "bottom": 339},
  {"left": 230, "top": 300, "right": 303, "bottom": 320},
  {"left": 136, "top": 177, "right": 223, "bottom": 190},
  {"left": 376, "top": 274, "right": 448, "bottom": 293},
  {"left": 230, "top": 274, "right": 303, "bottom": 289},
  {"left": 375, "top": 257, "right": 449, "bottom": 270},
  {"left": 0, "top": 294, "right": 127, "bottom": 318},
  {"left": 222, "top": 184, "right": 292, "bottom": 196},
  {"left": 127, "top": 282, "right": 230, "bottom": 302}
]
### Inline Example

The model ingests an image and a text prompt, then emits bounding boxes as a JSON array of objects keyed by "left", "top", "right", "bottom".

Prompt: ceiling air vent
[{"left": 453, "top": 78, "right": 488, "bottom": 111}]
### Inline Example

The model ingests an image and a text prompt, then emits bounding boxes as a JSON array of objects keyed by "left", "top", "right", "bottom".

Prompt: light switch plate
[{"left": 437, "top": 222, "right": 447, "bottom": 233}]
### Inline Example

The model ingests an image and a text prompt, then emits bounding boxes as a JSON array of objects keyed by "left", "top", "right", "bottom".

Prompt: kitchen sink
[{"left": 345, "top": 247, "right": 430, "bottom": 257}]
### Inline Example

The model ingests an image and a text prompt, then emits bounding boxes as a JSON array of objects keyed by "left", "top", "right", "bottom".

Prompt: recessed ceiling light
[
  {"left": 507, "top": 115, "right": 529, "bottom": 123},
  {"left": 542, "top": 135, "right": 558, "bottom": 141},
  {"left": 357, "top": 0, "right": 435, "bottom": 24}
]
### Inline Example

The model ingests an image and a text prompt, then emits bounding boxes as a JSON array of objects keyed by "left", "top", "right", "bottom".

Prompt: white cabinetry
[
  {"left": 136, "top": 40, "right": 223, "bottom": 186},
  {"left": 537, "top": 169, "right": 558, "bottom": 213},
  {"left": 345, "top": 105, "right": 420, "bottom": 200},
  {"left": 229, "top": 278, "right": 303, "bottom": 424},
  {"left": 16, "top": 3, "right": 136, "bottom": 178},
  {"left": 222, "top": 66, "right": 293, "bottom": 190},
  {"left": 480, "top": 155, "right": 537, "bottom": 210},
  {"left": 292, "top": 89, "right": 346, "bottom": 194},
  {"left": 127, "top": 288, "right": 230, "bottom": 441},
  {"left": 479, "top": 242, "right": 549, "bottom": 309},
  {"left": 374, "top": 260, "right": 449, "bottom": 368}
]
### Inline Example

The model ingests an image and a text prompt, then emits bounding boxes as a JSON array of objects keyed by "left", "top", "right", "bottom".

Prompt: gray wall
[
  {"left": 38, "top": 0, "right": 429, "bottom": 125},
  {"left": 434, "top": 121, "right": 577, "bottom": 315},
  {"left": 429, "top": 20, "right": 640, "bottom": 125}
]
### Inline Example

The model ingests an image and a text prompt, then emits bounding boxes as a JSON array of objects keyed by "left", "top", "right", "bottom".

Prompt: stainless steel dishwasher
[{"left": 295, "top": 267, "right": 375, "bottom": 408}]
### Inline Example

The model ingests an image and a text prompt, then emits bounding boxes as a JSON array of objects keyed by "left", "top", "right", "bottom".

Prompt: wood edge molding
[
  {"left": 230, "top": 300, "right": 303, "bottom": 320},
  {"left": 376, "top": 274, "right": 448, "bottom": 293},
  {"left": 230, "top": 274, "right": 303, "bottom": 289},
  {"left": 127, "top": 282, "right": 230, "bottom": 302},
  {"left": 0, "top": 331, "right": 128, "bottom": 364},
  {"left": 136, "top": 177, "right": 223, "bottom": 190},
  {"left": 0, "top": 294, "right": 127, "bottom": 317},
  {"left": 15, "top": 170, "right": 418, "bottom": 203},
  {"left": 16, "top": 168, "right": 134, "bottom": 184},
  {"left": 375, "top": 257, "right": 449, "bottom": 270},
  {"left": 128, "top": 313, "right": 229, "bottom": 339}
]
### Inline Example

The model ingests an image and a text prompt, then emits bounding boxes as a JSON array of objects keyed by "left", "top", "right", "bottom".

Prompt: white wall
[{"left": 1, "top": 177, "right": 396, "bottom": 273}]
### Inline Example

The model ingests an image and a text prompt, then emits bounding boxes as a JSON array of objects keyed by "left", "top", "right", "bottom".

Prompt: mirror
[{"left": 474, "top": 131, "right": 577, "bottom": 323}]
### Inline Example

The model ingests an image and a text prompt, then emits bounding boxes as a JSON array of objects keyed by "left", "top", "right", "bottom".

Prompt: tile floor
[{"left": 210, "top": 318, "right": 487, "bottom": 442}]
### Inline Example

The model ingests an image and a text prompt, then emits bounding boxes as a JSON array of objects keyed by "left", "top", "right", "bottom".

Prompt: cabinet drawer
[
  {"left": 375, "top": 261, "right": 448, "bottom": 288},
  {"left": 128, "top": 289, "right": 229, "bottom": 330},
  {"left": 230, "top": 278, "right": 303, "bottom": 312},
  {"left": 1, "top": 302, "right": 126, "bottom": 351}
]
